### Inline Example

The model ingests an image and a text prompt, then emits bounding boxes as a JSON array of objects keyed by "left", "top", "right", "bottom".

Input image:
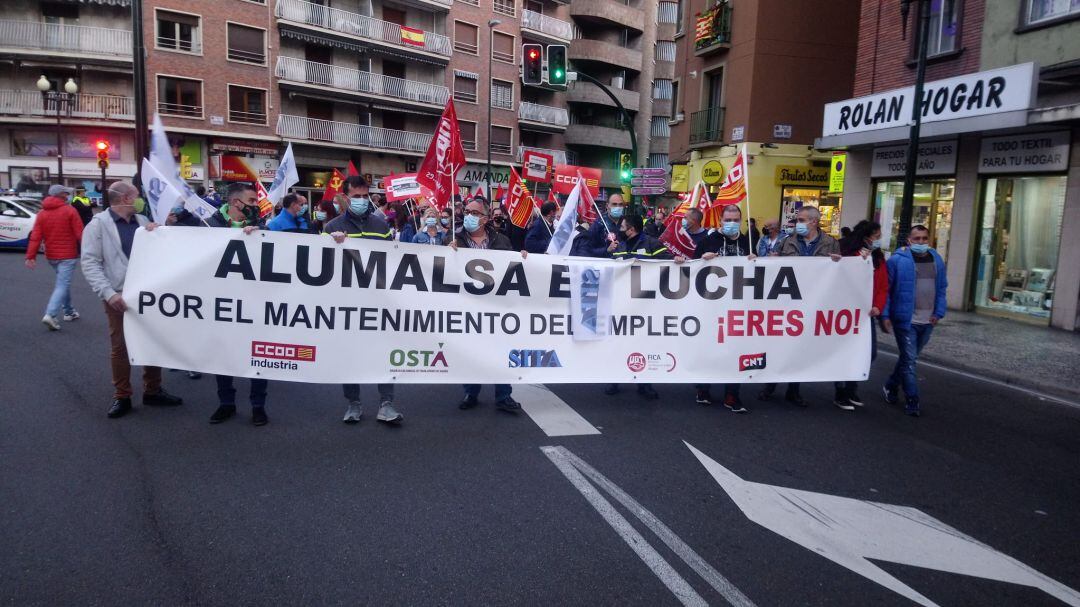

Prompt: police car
[{"left": 0, "top": 196, "right": 42, "bottom": 250}]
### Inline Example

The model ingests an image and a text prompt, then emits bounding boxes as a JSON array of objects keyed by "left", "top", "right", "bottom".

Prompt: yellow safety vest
[{"left": 72, "top": 195, "right": 92, "bottom": 207}]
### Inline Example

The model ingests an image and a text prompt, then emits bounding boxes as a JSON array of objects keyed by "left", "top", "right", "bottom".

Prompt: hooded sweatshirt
[{"left": 26, "top": 196, "right": 83, "bottom": 260}]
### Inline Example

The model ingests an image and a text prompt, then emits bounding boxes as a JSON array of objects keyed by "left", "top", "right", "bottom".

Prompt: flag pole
[{"left": 742, "top": 143, "right": 754, "bottom": 254}]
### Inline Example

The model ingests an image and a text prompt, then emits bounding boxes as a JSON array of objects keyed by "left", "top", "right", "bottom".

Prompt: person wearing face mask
[
  {"left": 644, "top": 205, "right": 667, "bottom": 238},
  {"left": 581, "top": 193, "right": 627, "bottom": 258},
  {"left": 831, "top": 220, "right": 889, "bottom": 411},
  {"left": 323, "top": 176, "right": 401, "bottom": 425},
  {"left": 881, "top": 224, "right": 947, "bottom": 418},
  {"left": 670, "top": 208, "right": 710, "bottom": 264},
  {"left": 413, "top": 206, "right": 448, "bottom": 245},
  {"left": 439, "top": 208, "right": 453, "bottom": 232},
  {"left": 524, "top": 202, "right": 559, "bottom": 254},
  {"left": 448, "top": 199, "right": 524, "bottom": 412},
  {"left": 80, "top": 181, "right": 183, "bottom": 419},
  {"left": 756, "top": 218, "right": 785, "bottom": 257},
  {"left": 267, "top": 193, "right": 311, "bottom": 233}
]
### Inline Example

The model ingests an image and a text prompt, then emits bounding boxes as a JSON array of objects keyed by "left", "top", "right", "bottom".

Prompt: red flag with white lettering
[
  {"left": 255, "top": 180, "right": 273, "bottom": 218},
  {"left": 659, "top": 189, "right": 698, "bottom": 258},
  {"left": 416, "top": 98, "right": 465, "bottom": 211},
  {"left": 577, "top": 172, "right": 598, "bottom": 223},
  {"left": 505, "top": 168, "right": 538, "bottom": 228}
]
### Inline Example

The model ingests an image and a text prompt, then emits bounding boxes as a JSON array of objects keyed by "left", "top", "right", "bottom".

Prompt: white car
[{"left": 0, "top": 196, "right": 42, "bottom": 250}]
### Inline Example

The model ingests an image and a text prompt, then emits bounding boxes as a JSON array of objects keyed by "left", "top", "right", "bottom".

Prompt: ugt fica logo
[
  {"left": 739, "top": 352, "right": 766, "bottom": 372},
  {"left": 627, "top": 352, "right": 677, "bottom": 373},
  {"left": 250, "top": 341, "right": 316, "bottom": 371},
  {"left": 389, "top": 343, "right": 449, "bottom": 373},
  {"left": 508, "top": 349, "right": 563, "bottom": 368}
]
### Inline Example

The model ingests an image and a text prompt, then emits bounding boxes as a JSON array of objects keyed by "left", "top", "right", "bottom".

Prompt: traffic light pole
[
  {"left": 569, "top": 70, "right": 638, "bottom": 184},
  {"left": 132, "top": 0, "right": 149, "bottom": 181},
  {"left": 898, "top": 0, "right": 932, "bottom": 248}
]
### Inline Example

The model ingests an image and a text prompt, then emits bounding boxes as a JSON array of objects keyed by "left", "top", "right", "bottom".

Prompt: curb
[{"left": 876, "top": 341, "right": 1080, "bottom": 404}]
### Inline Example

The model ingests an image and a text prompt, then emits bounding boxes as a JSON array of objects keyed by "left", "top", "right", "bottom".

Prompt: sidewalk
[{"left": 876, "top": 310, "right": 1080, "bottom": 403}]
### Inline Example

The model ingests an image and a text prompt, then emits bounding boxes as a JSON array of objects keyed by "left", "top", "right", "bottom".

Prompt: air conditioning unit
[{"left": 611, "top": 76, "right": 624, "bottom": 89}]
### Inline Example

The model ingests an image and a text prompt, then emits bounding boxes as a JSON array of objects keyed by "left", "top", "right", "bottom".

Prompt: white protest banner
[{"left": 123, "top": 229, "right": 872, "bottom": 384}]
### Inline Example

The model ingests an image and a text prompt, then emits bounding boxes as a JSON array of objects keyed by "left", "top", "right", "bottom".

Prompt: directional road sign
[
  {"left": 631, "top": 168, "right": 667, "bottom": 177},
  {"left": 631, "top": 177, "right": 666, "bottom": 186},
  {"left": 631, "top": 186, "right": 667, "bottom": 196}
]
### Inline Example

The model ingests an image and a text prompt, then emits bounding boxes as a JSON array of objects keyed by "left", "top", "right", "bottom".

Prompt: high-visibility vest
[{"left": 72, "top": 195, "right": 92, "bottom": 207}]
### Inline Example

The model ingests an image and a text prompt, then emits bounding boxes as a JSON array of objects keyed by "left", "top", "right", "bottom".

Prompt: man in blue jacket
[
  {"left": 266, "top": 193, "right": 310, "bottom": 233},
  {"left": 881, "top": 225, "right": 947, "bottom": 417},
  {"left": 581, "top": 193, "right": 626, "bottom": 258},
  {"left": 524, "top": 201, "right": 558, "bottom": 253}
]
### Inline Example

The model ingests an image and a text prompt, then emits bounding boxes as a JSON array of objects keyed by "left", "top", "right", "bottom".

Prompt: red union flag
[
  {"left": 505, "top": 168, "right": 538, "bottom": 228},
  {"left": 552, "top": 164, "right": 601, "bottom": 196},
  {"left": 321, "top": 168, "right": 346, "bottom": 202},
  {"left": 416, "top": 98, "right": 465, "bottom": 211},
  {"left": 659, "top": 189, "right": 700, "bottom": 257},
  {"left": 576, "top": 171, "right": 598, "bottom": 223},
  {"left": 254, "top": 180, "right": 273, "bottom": 218},
  {"left": 705, "top": 148, "right": 747, "bottom": 227}
]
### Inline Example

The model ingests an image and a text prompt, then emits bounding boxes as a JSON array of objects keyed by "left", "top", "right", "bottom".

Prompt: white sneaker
[
  {"left": 42, "top": 315, "right": 61, "bottom": 331},
  {"left": 63, "top": 310, "right": 80, "bottom": 321},
  {"left": 377, "top": 401, "right": 403, "bottom": 423},
  {"left": 342, "top": 402, "right": 362, "bottom": 424}
]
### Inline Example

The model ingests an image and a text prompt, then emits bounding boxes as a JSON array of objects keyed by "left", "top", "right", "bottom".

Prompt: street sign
[
  {"left": 630, "top": 177, "right": 666, "bottom": 186},
  {"left": 631, "top": 168, "right": 666, "bottom": 177},
  {"left": 631, "top": 186, "right": 666, "bottom": 195}
]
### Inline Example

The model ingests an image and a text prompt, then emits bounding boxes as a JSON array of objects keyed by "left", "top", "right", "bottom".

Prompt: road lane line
[
  {"left": 556, "top": 447, "right": 758, "bottom": 607},
  {"left": 518, "top": 384, "right": 601, "bottom": 436},
  {"left": 541, "top": 446, "right": 708, "bottom": 607}
]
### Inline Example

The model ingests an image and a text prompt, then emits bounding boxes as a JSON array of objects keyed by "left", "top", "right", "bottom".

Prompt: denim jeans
[
  {"left": 216, "top": 375, "right": 268, "bottom": 407},
  {"left": 343, "top": 384, "right": 395, "bottom": 403},
  {"left": 463, "top": 384, "right": 512, "bottom": 401},
  {"left": 886, "top": 323, "right": 934, "bottom": 402},
  {"left": 45, "top": 258, "right": 78, "bottom": 318}
]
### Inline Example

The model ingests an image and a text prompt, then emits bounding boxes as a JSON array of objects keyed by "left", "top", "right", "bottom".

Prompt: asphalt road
[{"left": 2, "top": 250, "right": 1079, "bottom": 606}]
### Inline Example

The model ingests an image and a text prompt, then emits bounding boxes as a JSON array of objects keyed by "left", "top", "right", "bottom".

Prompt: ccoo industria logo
[{"left": 251, "top": 341, "right": 316, "bottom": 371}]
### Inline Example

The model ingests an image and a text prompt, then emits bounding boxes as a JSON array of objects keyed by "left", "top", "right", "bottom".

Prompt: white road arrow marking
[
  {"left": 519, "top": 384, "right": 601, "bottom": 437},
  {"left": 685, "top": 442, "right": 1080, "bottom": 607}
]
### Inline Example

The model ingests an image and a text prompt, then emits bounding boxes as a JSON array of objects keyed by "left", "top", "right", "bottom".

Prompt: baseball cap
[{"left": 48, "top": 185, "right": 74, "bottom": 197}]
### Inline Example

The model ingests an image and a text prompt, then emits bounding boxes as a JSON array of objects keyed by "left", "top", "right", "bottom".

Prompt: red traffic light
[
  {"left": 528, "top": 49, "right": 539, "bottom": 59},
  {"left": 95, "top": 140, "right": 110, "bottom": 152}
]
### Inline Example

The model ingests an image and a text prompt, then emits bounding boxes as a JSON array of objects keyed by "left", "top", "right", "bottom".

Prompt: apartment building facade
[
  {"left": 819, "top": 0, "right": 1080, "bottom": 330},
  {"left": 668, "top": 0, "right": 860, "bottom": 235}
]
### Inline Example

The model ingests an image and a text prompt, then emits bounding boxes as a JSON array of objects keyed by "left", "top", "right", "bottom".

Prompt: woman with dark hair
[{"left": 833, "top": 220, "right": 889, "bottom": 410}]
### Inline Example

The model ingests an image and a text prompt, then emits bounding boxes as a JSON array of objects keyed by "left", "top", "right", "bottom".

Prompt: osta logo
[
  {"left": 627, "top": 352, "right": 676, "bottom": 373},
  {"left": 508, "top": 349, "right": 562, "bottom": 368},
  {"left": 250, "top": 341, "right": 316, "bottom": 371},
  {"left": 739, "top": 352, "right": 766, "bottom": 372},
  {"left": 389, "top": 343, "right": 449, "bottom": 373}
]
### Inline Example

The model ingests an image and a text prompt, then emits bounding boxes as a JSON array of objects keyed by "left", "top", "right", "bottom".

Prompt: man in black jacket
[{"left": 324, "top": 175, "right": 402, "bottom": 425}]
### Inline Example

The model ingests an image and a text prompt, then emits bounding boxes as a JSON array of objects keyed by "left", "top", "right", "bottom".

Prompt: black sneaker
[
  {"left": 695, "top": 389, "right": 713, "bottom": 405},
  {"left": 496, "top": 397, "right": 522, "bottom": 412},
  {"left": 603, "top": 384, "right": 620, "bottom": 396},
  {"left": 847, "top": 391, "right": 864, "bottom": 407},
  {"left": 637, "top": 385, "right": 660, "bottom": 400},
  {"left": 882, "top": 384, "right": 899, "bottom": 405},
  {"left": 785, "top": 390, "right": 807, "bottom": 407},
  {"left": 834, "top": 393, "right": 855, "bottom": 411},
  {"left": 252, "top": 407, "right": 268, "bottom": 426},
  {"left": 107, "top": 398, "right": 132, "bottom": 419},
  {"left": 458, "top": 395, "right": 479, "bottom": 410},
  {"left": 723, "top": 394, "right": 749, "bottom": 414},
  {"left": 210, "top": 404, "right": 236, "bottom": 424},
  {"left": 143, "top": 389, "right": 183, "bottom": 406}
]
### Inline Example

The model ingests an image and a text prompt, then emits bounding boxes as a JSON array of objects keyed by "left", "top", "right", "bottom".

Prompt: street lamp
[
  {"left": 486, "top": 18, "right": 501, "bottom": 203},
  {"left": 37, "top": 76, "right": 79, "bottom": 183}
]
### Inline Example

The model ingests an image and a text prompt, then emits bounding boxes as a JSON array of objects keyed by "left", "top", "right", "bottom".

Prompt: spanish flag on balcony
[{"left": 401, "top": 26, "right": 425, "bottom": 47}]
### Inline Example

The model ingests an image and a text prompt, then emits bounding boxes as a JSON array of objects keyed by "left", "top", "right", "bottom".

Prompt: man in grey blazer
[{"left": 81, "top": 181, "right": 182, "bottom": 419}]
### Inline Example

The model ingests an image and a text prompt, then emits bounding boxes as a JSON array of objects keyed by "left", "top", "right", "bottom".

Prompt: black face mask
[
  {"left": 492, "top": 217, "right": 506, "bottom": 225},
  {"left": 241, "top": 205, "right": 259, "bottom": 223}
]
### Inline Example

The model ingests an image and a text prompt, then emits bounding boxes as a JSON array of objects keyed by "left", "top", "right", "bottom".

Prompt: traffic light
[
  {"left": 619, "top": 153, "right": 632, "bottom": 182},
  {"left": 547, "top": 45, "right": 567, "bottom": 86},
  {"left": 96, "top": 140, "right": 110, "bottom": 170},
  {"left": 522, "top": 44, "right": 543, "bottom": 85}
]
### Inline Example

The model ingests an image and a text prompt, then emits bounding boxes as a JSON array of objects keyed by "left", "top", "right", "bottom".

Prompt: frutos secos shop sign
[
  {"left": 978, "top": 131, "right": 1072, "bottom": 174},
  {"left": 822, "top": 63, "right": 1036, "bottom": 141},
  {"left": 870, "top": 140, "right": 957, "bottom": 178}
]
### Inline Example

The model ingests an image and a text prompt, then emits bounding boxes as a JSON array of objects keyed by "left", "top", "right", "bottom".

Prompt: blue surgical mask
[
  {"left": 870, "top": 239, "right": 882, "bottom": 250},
  {"left": 299, "top": 204, "right": 309, "bottom": 216},
  {"left": 315, "top": 210, "right": 327, "bottom": 222},
  {"left": 722, "top": 221, "right": 741, "bottom": 237},
  {"left": 463, "top": 214, "right": 482, "bottom": 233},
  {"left": 910, "top": 243, "right": 930, "bottom": 255},
  {"left": 681, "top": 218, "right": 689, "bottom": 231},
  {"left": 609, "top": 206, "right": 624, "bottom": 219},
  {"left": 171, "top": 206, "right": 184, "bottom": 215},
  {"left": 440, "top": 217, "right": 450, "bottom": 227},
  {"left": 795, "top": 222, "right": 809, "bottom": 236},
  {"left": 349, "top": 197, "right": 369, "bottom": 215},
  {"left": 785, "top": 226, "right": 795, "bottom": 235},
  {"left": 425, "top": 217, "right": 437, "bottom": 228}
]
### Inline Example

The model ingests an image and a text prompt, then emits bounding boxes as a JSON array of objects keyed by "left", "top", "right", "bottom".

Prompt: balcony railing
[
  {"left": 689, "top": 106, "right": 724, "bottom": 145},
  {"left": 491, "top": 142, "right": 513, "bottom": 155},
  {"left": 657, "top": 1, "right": 679, "bottom": 24},
  {"left": 0, "top": 90, "right": 134, "bottom": 121},
  {"left": 516, "top": 145, "right": 567, "bottom": 166},
  {"left": 494, "top": 0, "right": 517, "bottom": 18},
  {"left": 229, "top": 109, "right": 268, "bottom": 125},
  {"left": 0, "top": 20, "right": 132, "bottom": 58},
  {"left": 277, "top": 114, "right": 432, "bottom": 153},
  {"left": 518, "top": 102, "right": 569, "bottom": 127},
  {"left": 275, "top": 0, "right": 452, "bottom": 58},
  {"left": 276, "top": 57, "right": 450, "bottom": 106},
  {"left": 694, "top": 1, "right": 733, "bottom": 52},
  {"left": 521, "top": 10, "right": 573, "bottom": 41},
  {"left": 159, "top": 101, "right": 203, "bottom": 118}
]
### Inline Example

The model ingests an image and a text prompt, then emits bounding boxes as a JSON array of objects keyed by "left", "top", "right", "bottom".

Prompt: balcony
[
  {"left": 565, "top": 123, "right": 632, "bottom": 149},
  {"left": 689, "top": 106, "right": 725, "bottom": 145},
  {"left": 0, "top": 20, "right": 132, "bottom": 62},
  {"left": 566, "top": 81, "right": 639, "bottom": 112},
  {"left": 0, "top": 90, "right": 135, "bottom": 122},
  {"left": 276, "top": 57, "right": 449, "bottom": 111},
  {"left": 518, "top": 102, "right": 569, "bottom": 131},
  {"left": 694, "top": 2, "right": 733, "bottom": 56},
  {"left": 569, "top": 0, "right": 645, "bottom": 32},
  {"left": 567, "top": 39, "right": 642, "bottom": 72},
  {"left": 275, "top": 0, "right": 452, "bottom": 61},
  {"left": 277, "top": 114, "right": 432, "bottom": 155},
  {"left": 521, "top": 10, "right": 573, "bottom": 43},
  {"left": 516, "top": 145, "right": 568, "bottom": 166}
]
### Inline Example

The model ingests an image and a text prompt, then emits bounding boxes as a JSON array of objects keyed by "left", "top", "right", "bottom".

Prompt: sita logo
[
  {"left": 390, "top": 343, "right": 449, "bottom": 368},
  {"left": 508, "top": 349, "right": 563, "bottom": 368}
]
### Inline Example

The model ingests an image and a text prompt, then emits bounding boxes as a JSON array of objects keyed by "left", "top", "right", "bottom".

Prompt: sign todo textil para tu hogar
[{"left": 123, "top": 228, "right": 873, "bottom": 384}]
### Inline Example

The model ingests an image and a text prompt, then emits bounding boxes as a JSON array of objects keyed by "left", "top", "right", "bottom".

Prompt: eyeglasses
[{"left": 465, "top": 210, "right": 487, "bottom": 217}]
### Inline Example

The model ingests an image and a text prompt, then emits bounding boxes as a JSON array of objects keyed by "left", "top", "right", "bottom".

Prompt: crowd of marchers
[{"left": 23, "top": 177, "right": 947, "bottom": 427}]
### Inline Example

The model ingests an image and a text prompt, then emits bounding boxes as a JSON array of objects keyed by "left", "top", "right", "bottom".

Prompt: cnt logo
[
  {"left": 390, "top": 343, "right": 449, "bottom": 373},
  {"left": 251, "top": 341, "right": 316, "bottom": 371},
  {"left": 739, "top": 353, "right": 766, "bottom": 372},
  {"left": 509, "top": 349, "right": 562, "bottom": 368}
]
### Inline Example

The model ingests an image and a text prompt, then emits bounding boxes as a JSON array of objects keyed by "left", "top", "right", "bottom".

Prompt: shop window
[
  {"left": 973, "top": 176, "right": 1066, "bottom": 322},
  {"left": 873, "top": 180, "right": 954, "bottom": 259},
  {"left": 781, "top": 188, "right": 842, "bottom": 237}
]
